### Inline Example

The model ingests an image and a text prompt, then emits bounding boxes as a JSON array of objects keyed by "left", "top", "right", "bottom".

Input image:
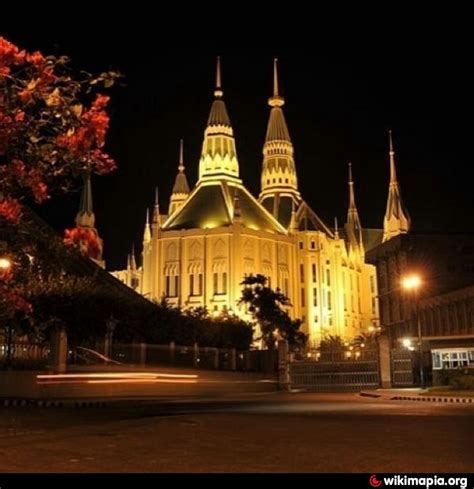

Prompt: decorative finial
[
  {"left": 388, "top": 130, "right": 398, "bottom": 185},
  {"left": 214, "top": 56, "right": 223, "bottom": 98},
  {"left": 334, "top": 216, "right": 339, "bottom": 237},
  {"left": 155, "top": 187, "right": 159, "bottom": 207},
  {"left": 178, "top": 139, "right": 185, "bottom": 172},
  {"left": 348, "top": 162, "right": 353, "bottom": 184},
  {"left": 273, "top": 58, "right": 279, "bottom": 97},
  {"left": 269, "top": 57, "right": 285, "bottom": 107}
]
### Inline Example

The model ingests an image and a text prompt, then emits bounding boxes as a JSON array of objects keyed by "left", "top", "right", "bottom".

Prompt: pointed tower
[
  {"left": 198, "top": 57, "right": 240, "bottom": 182},
  {"left": 74, "top": 172, "right": 104, "bottom": 266},
  {"left": 383, "top": 131, "right": 411, "bottom": 242},
  {"left": 345, "top": 163, "right": 363, "bottom": 252},
  {"left": 169, "top": 139, "right": 191, "bottom": 215},
  {"left": 76, "top": 172, "right": 95, "bottom": 228},
  {"left": 143, "top": 208, "right": 151, "bottom": 244},
  {"left": 334, "top": 217, "right": 340, "bottom": 240},
  {"left": 130, "top": 245, "right": 137, "bottom": 271},
  {"left": 260, "top": 58, "right": 300, "bottom": 228},
  {"left": 151, "top": 187, "right": 161, "bottom": 238}
]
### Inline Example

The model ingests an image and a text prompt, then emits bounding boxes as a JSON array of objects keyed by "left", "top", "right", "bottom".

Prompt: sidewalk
[{"left": 360, "top": 388, "right": 474, "bottom": 404}]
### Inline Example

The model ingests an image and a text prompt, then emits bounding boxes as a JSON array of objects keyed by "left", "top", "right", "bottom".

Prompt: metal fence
[
  {"left": 391, "top": 348, "right": 415, "bottom": 387},
  {"left": 288, "top": 349, "right": 380, "bottom": 392},
  {"left": 0, "top": 342, "right": 50, "bottom": 368},
  {"left": 100, "top": 342, "right": 277, "bottom": 373}
]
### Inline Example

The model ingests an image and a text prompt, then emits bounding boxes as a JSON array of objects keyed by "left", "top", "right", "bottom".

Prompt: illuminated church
[{"left": 108, "top": 58, "right": 411, "bottom": 344}]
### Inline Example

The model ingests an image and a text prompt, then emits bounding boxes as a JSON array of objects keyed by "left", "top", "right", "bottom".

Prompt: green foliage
[
  {"left": 138, "top": 302, "right": 254, "bottom": 350},
  {"left": 434, "top": 368, "right": 474, "bottom": 390},
  {"left": 239, "top": 274, "right": 307, "bottom": 349},
  {"left": 319, "top": 335, "right": 346, "bottom": 353}
]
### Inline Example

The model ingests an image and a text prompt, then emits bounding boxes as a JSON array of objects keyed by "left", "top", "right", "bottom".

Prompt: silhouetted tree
[{"left": 239, "top": 274, "right": 307, "bottom": 349}]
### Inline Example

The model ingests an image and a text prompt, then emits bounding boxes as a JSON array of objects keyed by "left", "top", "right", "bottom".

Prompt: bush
[
  {"left": 450, "top": 369, "right": 474, "bottom": 390},
  {"left": 433, "top": 368, "right": 474, "bottom": 390}
]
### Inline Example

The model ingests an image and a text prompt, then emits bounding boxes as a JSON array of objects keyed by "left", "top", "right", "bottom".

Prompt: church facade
[{"left": 109, "top": 58, "right": 411, "bottom": 345}]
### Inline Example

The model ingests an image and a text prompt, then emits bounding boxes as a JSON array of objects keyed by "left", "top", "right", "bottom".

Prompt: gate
[
  {"left": 391, "top": 348, "right": 414, "bottom": 387},
  {"left": 288, "top": 350, "right": 380, "bottom": 392}
]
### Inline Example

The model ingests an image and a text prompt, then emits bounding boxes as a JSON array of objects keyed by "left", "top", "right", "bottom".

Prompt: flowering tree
[{"left": 0, "top": 36, "right": 119, "bottom": 337}]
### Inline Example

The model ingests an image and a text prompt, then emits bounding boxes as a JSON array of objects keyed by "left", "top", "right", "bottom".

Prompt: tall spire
[
  {"left": 215, "top": 56, "right": 223, "bottom": 98},
  {"left": 178, "top": 138, "right": 185, "bottom": 172},
  {"left": 260, "top": 57, "right": 299, "bottom": 215},
  {"left": 152, "top": 187, "right": 161, "bottom": 236},
  {"left": 348, "top": 162, "right": 356, "bottom": 210},
  {"left": 345, "top": 162, "right": 363, "bottom": 251},
  {"left": 76, "top": 172, "right": 95, "bottom": 228},
  {"left": 74, "top": 172, "right": 104, "bottom": 266},
  {"left": 130, "top": 244, "right": 137, "bottom": 271},
  {"left": 199, "top": 57, "right": 239, "bottom": 181},
  {"left": 169, "top": 139, "right": 190, "bottom": 215},
  {"left": 143, "top": 208, "right": 151, "bottom": 243},
  {"left": 389, "top": 130, "right": 397, "bottom": 184},
  {"left": 269, "top": 58, "right": 285, "bottom": 108},
  {"left": 383, "top": 131, "right": 411, "bottom": 242}
]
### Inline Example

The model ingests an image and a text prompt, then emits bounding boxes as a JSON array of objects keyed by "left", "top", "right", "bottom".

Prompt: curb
[
  {"left": 1, "top": 399, "right": 108, "bottom": 408},
  {"left": 391, "top": 395, "right": 474, "bottom": 404}
]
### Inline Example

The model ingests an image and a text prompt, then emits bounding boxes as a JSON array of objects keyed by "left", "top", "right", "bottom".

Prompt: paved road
[{"left": 0, "top": 393, "right": 473, "bottom": 473}]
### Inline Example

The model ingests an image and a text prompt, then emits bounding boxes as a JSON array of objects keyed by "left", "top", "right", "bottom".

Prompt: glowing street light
[
  {"left": 402, "top": 274, "right": 422, "bottom": 291},
  {"left": 0, "top": 257, "right": 12, "bottom": 271}
]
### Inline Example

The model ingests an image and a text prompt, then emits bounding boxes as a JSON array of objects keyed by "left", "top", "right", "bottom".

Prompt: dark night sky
[{"left": 3, "top": 23, "right": 473, "bottom": 271}]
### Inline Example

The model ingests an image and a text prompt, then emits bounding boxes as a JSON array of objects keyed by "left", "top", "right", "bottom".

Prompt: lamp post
[{"left": 401, "top": 274, "right": 425, "bottom": 389}]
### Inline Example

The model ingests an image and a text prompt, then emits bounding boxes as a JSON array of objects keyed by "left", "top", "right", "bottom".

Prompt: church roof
[
  {"left": 296, "top": 201, "right": 333, "bottom": 236},
  {"left": 266, "top": 106, "right": 291, "bottom": 142},
  {"left": 336, "top": 227, "right": 384, "bottom": 253},
  {"left": 163, "top": 181, "right": 287, "bottom": 234},
  {"left": 172, "top": 171, "right": 190, "bottom": 195},
  {"left": 262, "top": 195, "right": 294, "bottom": 228},
  {"left": 208, "top": 99, "right": 231, "bottom": 127},
  {"left": 361, "top": 228, "right": 384, "bottom": 252},
  {"left": 172, "top": 139, "right": 190, "bottom": 195}
]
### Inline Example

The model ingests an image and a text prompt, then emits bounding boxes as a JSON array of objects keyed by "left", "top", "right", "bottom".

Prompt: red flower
[
  {"left": 90, "top": 149, "right": 117, "bottom": 174},
  {"left": 92, "top": 94, "right": 110, "bottom": 110},
  {"left": 0, "top": 37, "right": 25, "bottom": 73},
  {"left": 26, "top": 51, "right": 45, "bottom": 67},
  {"left": 14, "top": 110, "right": 25, "bottom": 122},
  {"left": 64, "top": 227, "right": 102, "bottom": 259},
  {"left": 0, "top": 198, "right": 22, "bottom": 224},
  {"left": 31, "top": 180, "right": 49, "bottom": 203},
  {"left": 18, "top": 89, "right": 32, "bottom": 103},
  {"left": 0, "top": 284, "right": 32, "bottom": 314}
]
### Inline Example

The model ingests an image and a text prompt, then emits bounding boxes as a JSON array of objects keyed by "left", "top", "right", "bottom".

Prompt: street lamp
[
  {"left": 0, "top": 257, "right": 12, "bottom": 272},
  {"left": 401, "top": 274, "right": 426, "bottom": 389}
]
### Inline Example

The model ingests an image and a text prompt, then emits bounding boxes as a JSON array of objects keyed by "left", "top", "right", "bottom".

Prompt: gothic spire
[
  {"left": 260, "top": 58, "right": 299, "bottom": 208},
  {"left": 143, "top": 208, "right": 151, "bottom": 243},
  {"left": 345, "top": 162, "right": 363, "bottom": 249},
  {"left": 199, "top": 57, "right": 239, "bottom": 181},
  {"left": 75, "top": 172, "right": 95, "bottom": 228},
  {"left": 169, "top": 140, "right": 191, "bottom": 215},
  {"left": 383, "top": 131, "right": 411, "bottom": 242}
]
